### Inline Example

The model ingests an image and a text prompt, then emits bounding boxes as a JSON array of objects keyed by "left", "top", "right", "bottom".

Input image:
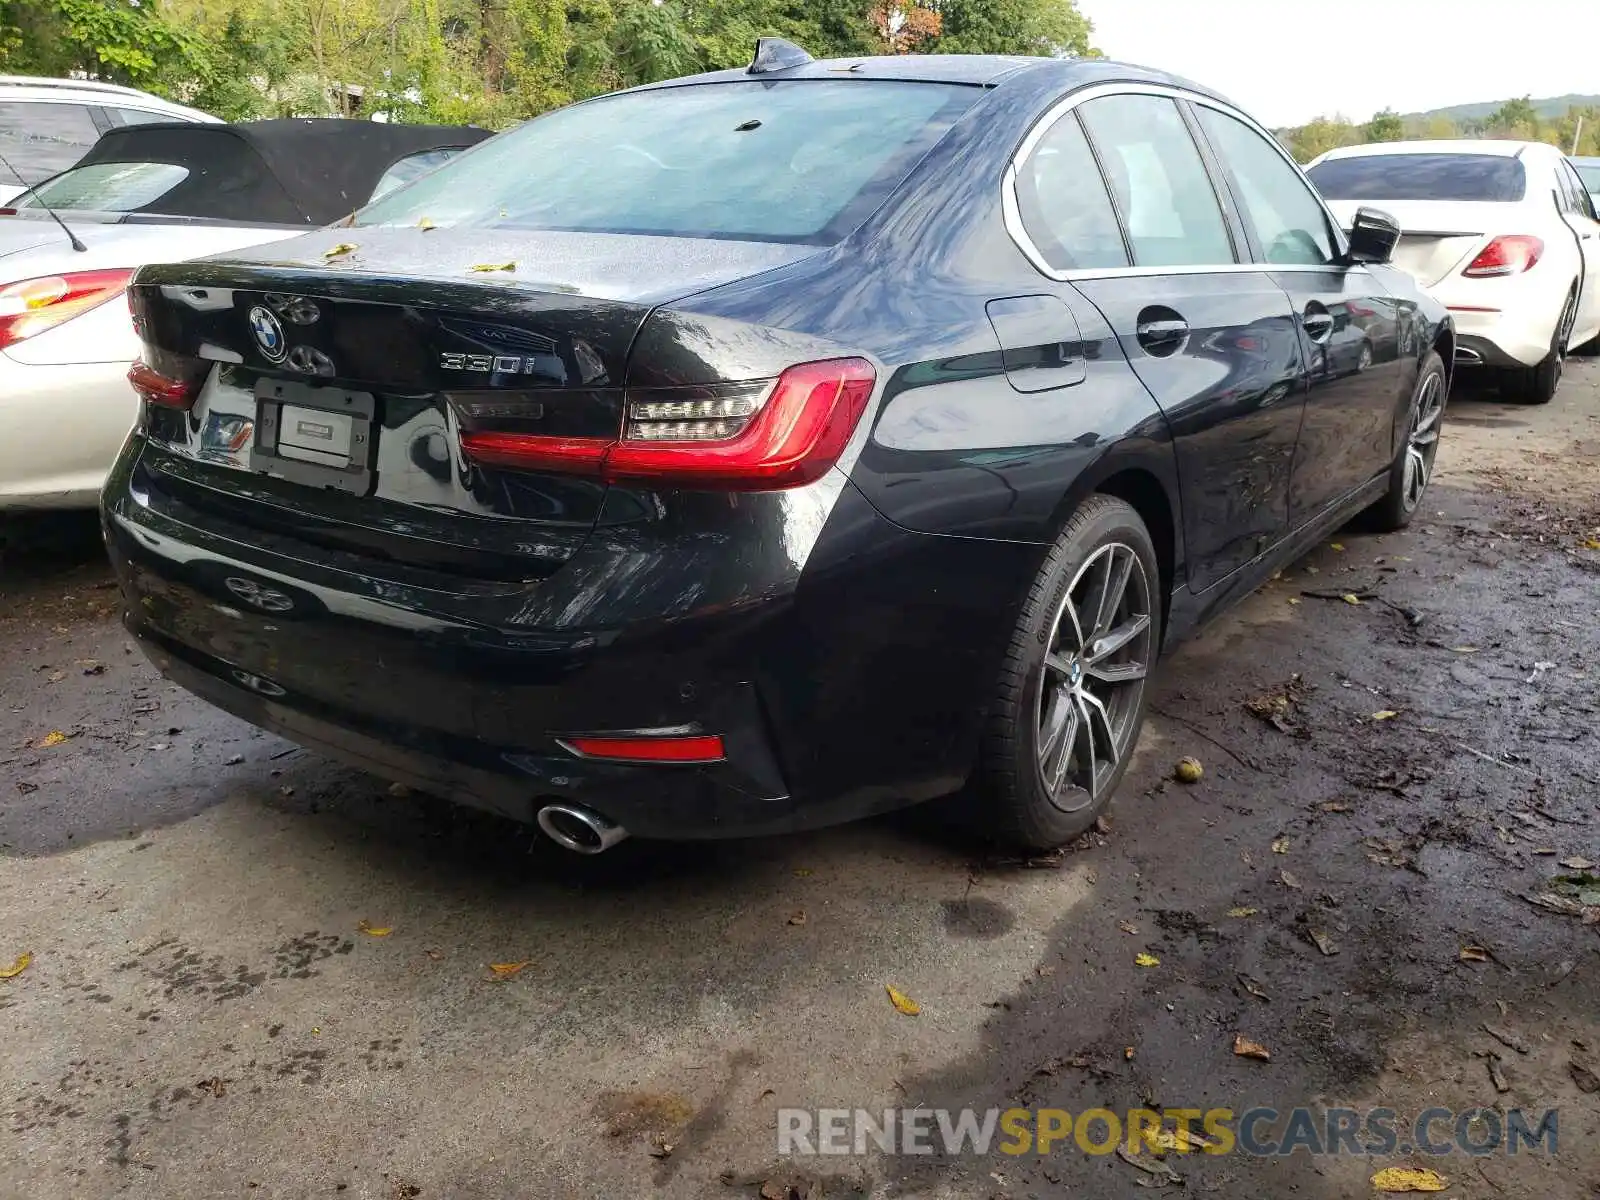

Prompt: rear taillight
[
  {"left": 0, "top": 269, "right": 133, "bottom": 350},
  {"left": 457, "top": 357, "right": 876, "bottom": 491},
  {"left": 127, "top": 360, "right": 199, "bottom": 410},
  {"left": 1462, "top": 235, "right": 1543, "bottom": 277}
]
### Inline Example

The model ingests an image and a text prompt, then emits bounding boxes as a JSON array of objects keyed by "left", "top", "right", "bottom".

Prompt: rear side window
[
  {"left": 111, "top": 108, "right": 178, "bottom": 127},
  {"left": 0, "top": 101, "right": 101, "bottom": 180},
  {"left": 1078, "top": 94, "right": 1234, "bottom": 268},
  {"left": 353, "top": 80, "right": 979, "bottom": 244},
  {"left": 1577, "top": 162, "right": 1600, "bottom": 196},
  {"left": 1197, "top": 106, "right": 1334, "bottom": 266},
  {"left": 12, "top": 161, "right": 189, "bottom": 212},
  {"left": 1307, "top": 154, "right": 1527, "bottom": 202},
  {"left": 1015, "top": 114, "right": 1129, "bottom": 270},
  {"left": 369, "top": 148, "right": 461, "bottom": 202}
]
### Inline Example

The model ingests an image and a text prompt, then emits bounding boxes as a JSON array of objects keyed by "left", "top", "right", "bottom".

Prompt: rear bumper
[
  {"left": 104, "top": 433, "right": 1038, "bottom": 839},
  {"left": 0, "top": 355, "right": 136, "bottom": 510}
]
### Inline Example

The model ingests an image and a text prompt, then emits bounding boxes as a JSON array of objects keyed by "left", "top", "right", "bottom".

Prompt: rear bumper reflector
[{"left": 558, "top": 734, "right": 727, "bottom": 764}]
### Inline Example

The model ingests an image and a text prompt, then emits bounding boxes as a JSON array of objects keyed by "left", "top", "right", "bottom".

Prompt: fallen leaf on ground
[
  {"left": 1118, "top": 920, "right": 1140, "bottom": 934},
  {"left": 787, "top": 910, "right": 807, "bottom": 926},
  {"left": 1151, "top": 1125, "right": 1212, "bottom": 1152},
  {"left": 488, "top": 961, "right": 531, "bottom": 978},
  {"left": 1570, "top": 1061, "right": 1600, "bottom": 1094},
  {"left": 885, "top": 984, "right": 920, "bottom": 1016},
  {"left": 1123, "top": 1046, "right": 1135, "bottom": 1060},
  {"left": 1238, "top": 974, "right": 1270, "bottom": 1001},
  {"left": 1173, "top": 756, "right": 1203, "bottom": 783},
  {"left": 647, "top": 1132, "right": 674, "bottom": 1158},
  {"left": 1482, "top": 1023, "right": 1529, "bottom": 1054},
  {"left": 1371, "top": 1166, "right": 1448, "bottom": 1192},
  {"left": 1271, "top": 838, "right": 1290, "bottom": 854},
  {"left": 1370, "top": 710, "right": 1399, "bottom": 721},
  {"left": 468, "top": 261, "right": 516, "bottom": 273},
  {"left": 1533, "top": 847, "right": 1558, "bottom": 855},
  {"left": 1584, "top": 538, "right": 1600, "bottom": 551},
  {"left": 1458, "top": 946, "right": 1490, "bottom": 963},
  {"left": 1341, "top": 593, "right": 1363, "bottom": 605},
  {"left": 36, "top": 730, "right": 69, "bottom": 748},
  {"left": 793, "top": 868, "right": 813, "bottom": 878},
  {"left": 1486, "top": 1054, "right": 1509, "bottom": 1093},
  {"left": 1116, "top": 1145, "right": 1182, "bottom": 1184},
  {"left": 1320, "top": 801, "right": 1353, "bottom": 813},
  {"left": 1227, "top": 906, "right": 1258, "bottom": 918},
  {"left": 1280, "top": 870, "right": 1302, "bottom": 890},
  {"left": 1233, "top": 1034, "right": 1271, "bottom": 1061},
  {"left": 196, "top": 1076, "right": 227, "bottom": 1097},
  {"left": 1307, "top": 928, "right": 1340, "bottom": 956},
  {"left": 356, "top": 920, "right": 393, "bottom": 937},
  {"left": 1134, "top": 952, "right": 1160, "bottom": 968},
  {"left": 1560, "top": 856, "right": 1595, "bottom": 871},
  {"left": 322, "top": 242, "right": 358, "bottom": 258},
  {"left": 1330, "top": 542, "right": 1345, "bottom": 551},
  {"left": 1451, "top": 646, "right": 1479, "bottom": 653},
  {"left": 1288, "top": 597, "right": 1302, "bottom": 605},
  {"left": 0, "top": 952, "right": 32, "bottom": 979}
]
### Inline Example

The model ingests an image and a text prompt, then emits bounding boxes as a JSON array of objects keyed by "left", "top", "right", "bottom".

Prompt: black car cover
[{"left": 69, "top": 118, "right": 494, "bottom": 225}]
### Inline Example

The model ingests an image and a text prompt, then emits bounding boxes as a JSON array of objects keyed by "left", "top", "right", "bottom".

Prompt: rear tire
[
  {"left": 974, "top": 495, "right": 1160, "bottom": 852},
  {"left": 1502, "top": 288, "right": 1576, "bottom": 405},
  {"left": 1368, "top": 351, "right": 1446, "bottom": 533}
]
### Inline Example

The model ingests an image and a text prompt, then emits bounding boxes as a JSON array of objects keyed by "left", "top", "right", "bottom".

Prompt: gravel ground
[{"left": 2, "top": 362, "right": 1598, "bottom": 1200}]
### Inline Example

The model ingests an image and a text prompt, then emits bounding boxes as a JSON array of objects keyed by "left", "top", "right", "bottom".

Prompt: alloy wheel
[
  {"left": 1035, "top": 542, "right": 1153, "bottom": 812},
  {"left": 1403, "top": 371, "right": 1444, "bottom": 511}
]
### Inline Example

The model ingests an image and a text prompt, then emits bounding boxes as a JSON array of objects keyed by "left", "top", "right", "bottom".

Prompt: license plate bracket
[{"left": 252, "top": 379, "right": 375, "bottom": 495}]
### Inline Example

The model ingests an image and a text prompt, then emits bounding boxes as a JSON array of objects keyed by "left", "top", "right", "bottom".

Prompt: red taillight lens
[
  {"left": 560, "top": 734, "right": 726, "bottom": 763},
  {"left": 456, "top": 357, "right": 877, "bottom": 491},
  {"left": 456, "top": 430, "right": 610, "bottom": 474},
  {"left": 0, "top": 268, "right": 133, "bottom": 350},
  {"left": 606, "top": 357, "right": 876, "bottom": 489},
  {"left": 1462, "top": 235, "right": 1543, "bottom": 278},
  {"left": 128, "top": 360, "right": 198, "bottom": 410}
]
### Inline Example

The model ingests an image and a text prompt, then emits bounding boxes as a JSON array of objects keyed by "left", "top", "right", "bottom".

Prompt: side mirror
[{"left": 1346, "top": 206, "right": 1400, "bottom": 265}]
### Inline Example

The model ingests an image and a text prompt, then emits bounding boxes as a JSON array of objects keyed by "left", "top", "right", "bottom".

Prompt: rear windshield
[
  {"left": 14, "top": 161, "right": 189, "bottom": 212},
  {"left": 352, "top": 80, "right": 978, "bottom": 244},
  {"left": 1307, "top": 154, "right": 1527, "bottom": 202}
]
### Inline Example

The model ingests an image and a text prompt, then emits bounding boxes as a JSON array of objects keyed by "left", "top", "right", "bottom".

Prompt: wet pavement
[{"left": 2, "top": 363, "right": 1599, "bottom": 1199}]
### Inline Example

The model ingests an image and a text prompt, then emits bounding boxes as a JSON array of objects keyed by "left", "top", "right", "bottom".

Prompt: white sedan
[
  {"left": 0, "top": 118, "right": 488, "bottom": 510},
  {"left": 1307, "top": 139, "right": 1600, "bottom": 403}
]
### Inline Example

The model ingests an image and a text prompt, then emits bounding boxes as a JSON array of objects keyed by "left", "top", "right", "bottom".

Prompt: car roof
[
  {"left": 0, "top": 75, "right": 218, "bottom": 121},
  {"left": 1316, "top": 139, "right": 1550, "bottom": 162},
  {"left": 630, "top": 53, "right": 1227, "bottom": 101}
]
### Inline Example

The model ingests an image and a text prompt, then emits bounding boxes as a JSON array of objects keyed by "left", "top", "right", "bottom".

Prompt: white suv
[{"left": 0, "top": 75, "right": 218, "bottom": 203}]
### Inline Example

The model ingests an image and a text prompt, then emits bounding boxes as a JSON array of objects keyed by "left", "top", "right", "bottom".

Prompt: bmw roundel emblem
[{"left": 247, "top": 304, "right": 286, "bottom": 363}]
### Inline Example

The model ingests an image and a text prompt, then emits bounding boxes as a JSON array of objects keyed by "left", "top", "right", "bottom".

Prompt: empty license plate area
[{"left": 252, "top": 379, "right": 375, "bottom": 495}]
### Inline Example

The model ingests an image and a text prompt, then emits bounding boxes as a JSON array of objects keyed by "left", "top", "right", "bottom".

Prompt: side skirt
[{"left": 1160, "top": 472, "right": 1390, "bottom": 654}]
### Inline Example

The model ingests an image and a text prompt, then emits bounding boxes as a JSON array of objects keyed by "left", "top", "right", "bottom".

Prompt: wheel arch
[{"left": 1043, "top": 451, "right": 1182, "bottom": 643}]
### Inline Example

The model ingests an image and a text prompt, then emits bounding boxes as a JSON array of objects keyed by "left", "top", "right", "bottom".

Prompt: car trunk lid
[
  {"left": 1326, "top": 199, "right": 1495, "bottom": 288},
  {"left": 128, "top": 228, "right": 816, "bottom": 581}
]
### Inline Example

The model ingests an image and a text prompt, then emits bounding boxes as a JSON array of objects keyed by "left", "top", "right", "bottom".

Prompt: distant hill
[{"left": 1402, "top": 94, "right": 1600, "bottom": 122}]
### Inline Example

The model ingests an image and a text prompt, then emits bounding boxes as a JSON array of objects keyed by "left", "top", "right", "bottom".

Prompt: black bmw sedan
[{"left": 106, "top": 42, "right": 1452, "bottom": 853}]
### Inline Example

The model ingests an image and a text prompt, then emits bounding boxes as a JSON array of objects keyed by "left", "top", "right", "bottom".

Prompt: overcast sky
[{"left": 1077, "top": 0, "right": 1600, "bottom": 127}]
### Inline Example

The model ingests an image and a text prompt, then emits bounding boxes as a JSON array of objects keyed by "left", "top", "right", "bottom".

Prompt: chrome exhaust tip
[
  {"left": 536, "top": 803, "right": 629, "bottom": 854},
  {"left": 1455, "top": 346, "right": 1483, "bottom": 365}
]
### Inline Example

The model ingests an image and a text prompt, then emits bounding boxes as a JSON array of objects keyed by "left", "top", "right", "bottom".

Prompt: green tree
[
  {"left": 1282, "top": 114, "right": 1359, "bottom": 163},
  {"left": 932, "top": 0, "right": 1095, "bottom": 57},
  {"left": 1363, "top": 107, "right": 1403, "bottom": 143}
]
